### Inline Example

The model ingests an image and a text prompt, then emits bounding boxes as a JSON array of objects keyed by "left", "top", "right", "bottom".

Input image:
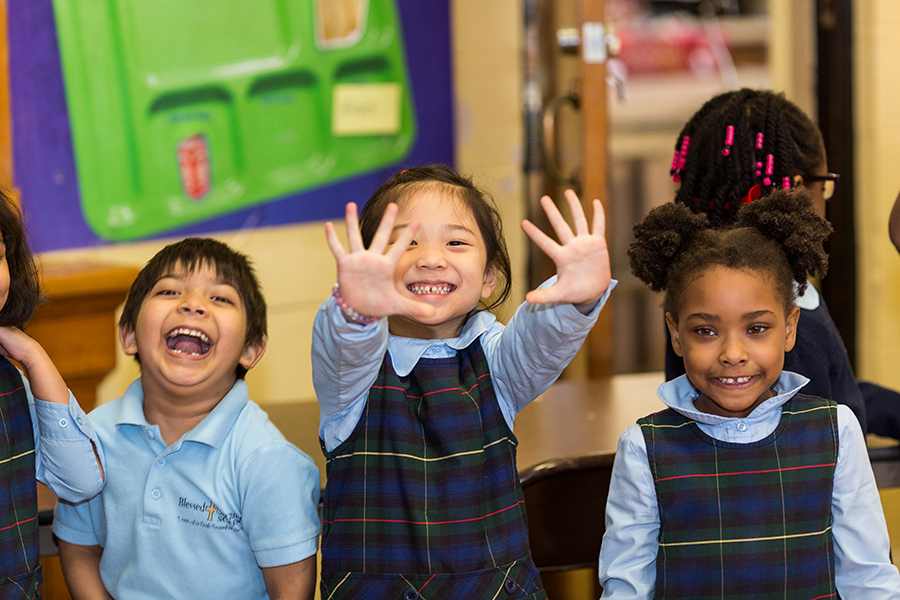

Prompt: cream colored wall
[
  {"left": 43, "top": 0, "right": 525, "bottom": 409},
  {"left": 854, "top": 2, "right": 900, "bottom": 389}
]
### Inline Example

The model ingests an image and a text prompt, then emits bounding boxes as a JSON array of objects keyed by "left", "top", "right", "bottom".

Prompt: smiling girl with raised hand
[
  {"left": 313, "top": 165, "right": 613, "bottom": 600},
  {"left": 599, "top": 189, "right": 900, "bottom": 598}
]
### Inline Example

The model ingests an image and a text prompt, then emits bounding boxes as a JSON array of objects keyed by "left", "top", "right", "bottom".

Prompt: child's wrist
[{"left": 332, "top": 283, "right": 378, "bottom": 325}]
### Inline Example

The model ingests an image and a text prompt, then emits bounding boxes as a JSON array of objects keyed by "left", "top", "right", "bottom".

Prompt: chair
[
  {"left": 869, "top": 444, "right": 900, "bottom": 489},
  {"left": 520, "top": 452, "right": 616, "bottom": 581}
]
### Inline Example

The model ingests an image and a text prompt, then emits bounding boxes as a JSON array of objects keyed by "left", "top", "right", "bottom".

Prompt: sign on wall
[{"left": 10, "top": 0, "right": 453, "bottom": 251}]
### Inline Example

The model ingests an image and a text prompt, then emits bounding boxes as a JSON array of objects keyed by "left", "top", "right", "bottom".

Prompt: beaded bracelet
[{"left": 332, "top": 283, "right": 378, "bottom": 325}]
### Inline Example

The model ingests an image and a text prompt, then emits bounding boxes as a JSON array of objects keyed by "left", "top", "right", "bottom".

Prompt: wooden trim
[
  {"left": 0, "top": 0, "right": 13, "bottom": 189},
  {"left": 579, "top": 0, "right": 612, "bottom": 377}
]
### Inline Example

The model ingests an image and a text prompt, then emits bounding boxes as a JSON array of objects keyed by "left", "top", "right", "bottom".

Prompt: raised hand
[
  {"left": 0, "top": 326, "right": 69, "bottom": 404},
  {"left": 521, "top": 190, "right": 611, "bottom": 309},
  {"left": 324, "top": 202, "right": 436, "bottom": 321}
]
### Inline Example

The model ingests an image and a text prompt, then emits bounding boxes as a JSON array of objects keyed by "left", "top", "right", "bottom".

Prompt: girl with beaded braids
[
  {"left": 665, "top": 88, "right": 900, "bottom": 438},
  {"left": 598, "top": 190, "right": 900, "bottom": 599}
]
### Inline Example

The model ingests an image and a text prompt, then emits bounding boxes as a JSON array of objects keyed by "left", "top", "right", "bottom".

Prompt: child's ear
[
  {"left": 119, "top": 325, "right": 138, "bottom": 356},
  {"left": 665, "top": 312, "right": 684, "bottom": 357},
  {"left": 784, "top": 305, "right": 801, "bottom": 352},
  {"left": 481, "top": 265, "right": 499, "bottom": 300},
  {"left": 239, "top": 338, "right": 267, "bottom": 372}
]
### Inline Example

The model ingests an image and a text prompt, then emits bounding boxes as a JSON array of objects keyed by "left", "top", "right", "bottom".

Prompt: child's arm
[
  {"left": 889, "top": 188, "right": 900, "bottom": 253},
  {"left": 262, "top": 556, "right": 317, "bottom": 600},
  {"left": 58, "top": 541, "right": 113, "bottom": 600},
  {"left": 831, "top": 405, "right": 900, "bottom": 595},
  {"left": 0, "top": 326, "right": 105, "bottom": 500},
  {"left": 521, "top": 190, "right": 612, "bottom": 313},
  {"left": 598, "top": 426, "right": 658, "bottom": 599}
]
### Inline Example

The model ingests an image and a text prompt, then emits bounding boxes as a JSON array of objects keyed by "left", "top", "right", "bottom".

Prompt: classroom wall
[
  {"left": 854, "top": 2, "right": 900, "bottom": 390},
  {"left": 41, "top": 0, "right": 900, "bottom": 410},
  {"left": 41, "top": 0, "right": 526, "bottom": 408}
]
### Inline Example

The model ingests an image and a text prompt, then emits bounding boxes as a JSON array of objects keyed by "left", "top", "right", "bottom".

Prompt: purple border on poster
[{"left": 10, "top": 0, "right": 454, "bottom": 252}]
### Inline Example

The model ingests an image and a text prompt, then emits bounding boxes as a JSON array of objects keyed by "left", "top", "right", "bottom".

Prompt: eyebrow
[
  {"left": 391, "top": 223, "right": 476, "bottom": 235},
  {"left": 685, "top": 310, "right": 775, "bottom": 322}
]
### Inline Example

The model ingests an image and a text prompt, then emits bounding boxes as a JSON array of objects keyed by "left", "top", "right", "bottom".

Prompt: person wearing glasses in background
[{"left": 662, "top": 88, "right": 900, "bottom": 440}]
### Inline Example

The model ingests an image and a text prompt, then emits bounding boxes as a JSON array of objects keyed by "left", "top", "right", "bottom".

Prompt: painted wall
[
  {"left": 854, "top": 2, "right": 900, "bottom": 391},
  {"left": 39, "top": 0, "right": 526, "bottom": 408}
]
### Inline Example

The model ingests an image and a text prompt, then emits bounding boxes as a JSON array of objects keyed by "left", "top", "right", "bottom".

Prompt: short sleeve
[
  {"left": 53, "top": 494, "right": 104, "bottom": 547},
  {"left": 239, "top": 443, "right": 321, "bottom": 568}
]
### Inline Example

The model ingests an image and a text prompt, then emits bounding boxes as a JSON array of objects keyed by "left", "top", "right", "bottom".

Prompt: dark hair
[
  {"left": 358, "top": 165, "right": 513, "bottom": 312},
  {"left": 119, "top": 238, "right": 267, "bottom": 379},
  {"left": 629, "top": 189, "right": 831, "bottom": 318},
  {"left": 0, "top": 189, "right": 41, "bottom": 328},
  {"left": 671, "top": 89, "right": 825, "bottom": 227}
]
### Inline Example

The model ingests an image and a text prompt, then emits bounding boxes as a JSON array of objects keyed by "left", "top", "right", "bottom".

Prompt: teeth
[
  {"left": 720, "top": 376, "right": 752, "bottom": 384},
  {"left": 409, "top": 283, "right": 452, "bottom": 295},
  {"left": 167, "top": 328, "right": 210, "bottom": 343}
]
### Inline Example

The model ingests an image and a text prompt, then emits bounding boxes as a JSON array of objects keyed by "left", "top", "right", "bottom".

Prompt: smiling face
[
  {"left": 120, "top": 262, "right": 265, "bottom": 404},
  {"left": 387, "top": 190, "right": 498, "bottom": 339},
  {"left": 666, "top": 266, "right": 799, "bottom": 418}
]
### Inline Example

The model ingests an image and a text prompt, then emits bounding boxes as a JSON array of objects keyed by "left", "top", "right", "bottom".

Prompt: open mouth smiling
[
  {"left": 165, "top": 327, "right": 211, "bottom": 357},
  {"left": 408, "top": 283, "right": 455, "bottom": 295}
]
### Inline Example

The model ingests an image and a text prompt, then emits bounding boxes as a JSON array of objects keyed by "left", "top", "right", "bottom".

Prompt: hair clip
[
  {"left": 722, "top": 126, "right": 735, "bottom": 156},
  {"left": 756, "top": 132, "right": 764, "bottom": 149}
]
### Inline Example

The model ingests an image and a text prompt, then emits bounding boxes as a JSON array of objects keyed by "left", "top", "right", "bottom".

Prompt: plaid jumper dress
[
  {"left": 320, "top": 339, "right": 546, "bottom": 600},
  {"left": 0, "top": 358, "right": 41, "bottom": 599},
  {"left": 639, "top": 394, "right": 839, "bottom": 599}
]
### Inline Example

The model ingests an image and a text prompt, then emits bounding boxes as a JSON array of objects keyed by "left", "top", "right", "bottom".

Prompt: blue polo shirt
[{"left": 54, "top": 379, "right": 320, "bottom": 600}]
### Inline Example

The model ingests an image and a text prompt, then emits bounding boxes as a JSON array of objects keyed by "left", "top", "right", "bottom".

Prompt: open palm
[
  {"left": 325, "top": 202, "right": 435, "bottom": 321},
  {"left": 521, "top": 190, "right": 611, "bottom": 307}
]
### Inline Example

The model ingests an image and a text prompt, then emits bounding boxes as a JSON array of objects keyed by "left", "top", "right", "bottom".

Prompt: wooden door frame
[{"left": 580, "top": 0, "right": 613, "bottom": 377}]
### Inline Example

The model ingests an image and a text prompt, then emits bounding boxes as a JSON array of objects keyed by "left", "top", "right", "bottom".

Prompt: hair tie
[
  {"left": 722, "top": 126, "right": 735, "bottom": 156},
  {"left": 740, "top": 183, "right": 763, "bottom": 206}
]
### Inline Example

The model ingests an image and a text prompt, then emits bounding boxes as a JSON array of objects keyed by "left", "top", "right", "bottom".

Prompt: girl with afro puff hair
[{"left": 598, "top": 190, "right": 900, "bottom": 598}]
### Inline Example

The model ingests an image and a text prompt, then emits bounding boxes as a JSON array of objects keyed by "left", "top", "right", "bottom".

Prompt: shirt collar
[
  {"left": 795, "top": 280, "right": 820, "bottom": 310},
  {"left": 657, "top": 371, "right": 809, "bottom": 426},
  {"left": 387, "top": 310, "right": 497, "bottom": 377},
  {"left": 115, "top": 378, "right": 250, "bottom": 448}
]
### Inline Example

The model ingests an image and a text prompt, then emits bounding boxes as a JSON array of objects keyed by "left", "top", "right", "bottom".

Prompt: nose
[
  {"left": 414, "top": 243, "right": 446, "bottom": 269},
  {"left": 719, "top": 333, "right": 748, "bottom": 365},
  {"left": 178, "top": 292, "right": 207, "bottom": 316}
]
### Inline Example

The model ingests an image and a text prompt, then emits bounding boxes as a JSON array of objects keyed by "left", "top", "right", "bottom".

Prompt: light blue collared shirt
[
  {"left": 598, "top": 372, "right": 900, "bottom": 598},
  {"left": 24, "top": 366, "right": 104, "bottom": 502},
  {"left": 312, "top": 278, "right": 616, "bottom": 452},
  {"left": 53, "top": 379, "right": 321, "bottom": 600}
]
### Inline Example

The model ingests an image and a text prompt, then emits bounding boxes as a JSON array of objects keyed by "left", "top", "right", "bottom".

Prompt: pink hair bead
[
  {"left": 756, "top": 132, "right": 764, "bottom": 149},
  {"left": 765, "top": 154, "right": 774, "bottom": 175},
  {"left": 764, "top": 177, "right": 772, "bottom": 186},
  {"left": 722, "top": 126, "right": 735, "bottom": 156},
  {"left": 783, "top": 177, "right": 791, "bottom": 189},
  {"left": 671, "top": 150, "right": 680, "bottom": 173}
]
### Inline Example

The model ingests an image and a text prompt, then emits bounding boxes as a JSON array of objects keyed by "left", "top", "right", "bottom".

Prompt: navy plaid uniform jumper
[
  {"left": 320, "top": 339, "right": 546, "bottom": 600},
  {"left": 0, "top": 357, "right": 40, "bottom": 599},
  {"left": 639, "top": 394, "right": 839, "bottom": 599}
]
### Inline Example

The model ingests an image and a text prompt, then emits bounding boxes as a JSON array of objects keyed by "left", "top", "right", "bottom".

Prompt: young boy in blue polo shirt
[{"left": 53, "top": 238, "right": 321, "bottom": 600}]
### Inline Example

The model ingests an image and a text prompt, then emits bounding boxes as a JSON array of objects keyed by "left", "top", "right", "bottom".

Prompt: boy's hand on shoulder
[
  {"left": 325, "top": 202, "right": 436, "bottom": 322},
  {"left": 521, "top": 190, "right": 611, "bottom": 310}
]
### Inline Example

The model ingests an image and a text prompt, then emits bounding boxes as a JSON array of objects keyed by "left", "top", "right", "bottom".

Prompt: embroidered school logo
[{"left": 177, "top": 496, "right": 242, "bottom": 532}]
